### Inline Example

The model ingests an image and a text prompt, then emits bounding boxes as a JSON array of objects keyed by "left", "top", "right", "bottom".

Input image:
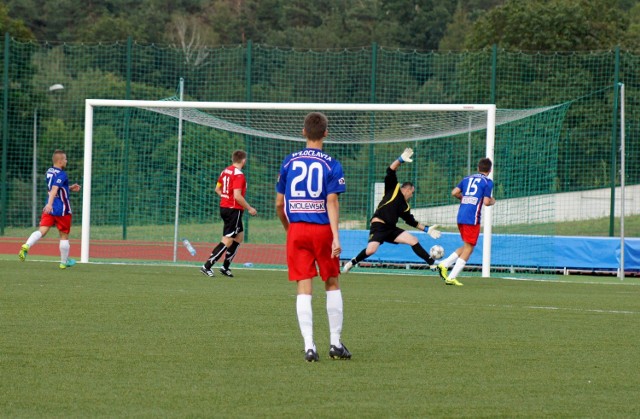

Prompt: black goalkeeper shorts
[{"left": 368, "top": 222, "right": 404, "bottom": 244}]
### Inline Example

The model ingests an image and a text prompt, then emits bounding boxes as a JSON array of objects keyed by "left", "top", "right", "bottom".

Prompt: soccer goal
[{"left": 81, "top": 99, "right": 567, "bottom": 277}]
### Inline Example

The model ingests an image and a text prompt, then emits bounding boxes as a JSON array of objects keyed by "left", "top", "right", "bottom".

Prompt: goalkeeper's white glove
[
  {"left": 398, "top": 147, "right": 413, "bottom": 163},
  {"left": 426, "top": 224, "right": 441, "bottom": 239}
]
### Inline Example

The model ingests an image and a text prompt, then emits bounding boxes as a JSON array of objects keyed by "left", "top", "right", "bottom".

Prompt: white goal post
[{"left": 82, "top": 99, "right": 496, "bottom": 275}]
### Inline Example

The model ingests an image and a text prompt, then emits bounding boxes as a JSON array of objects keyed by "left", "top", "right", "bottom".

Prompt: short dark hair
[
  {"left": 52, "top": 149, "right": 66, "bottom": 163},
  {"left": 232, "top": 150, "right": 247, "bottom": 163},
  {"left": 304, "top": 112, "right": 328, "bottom": 140},
  {"left": 401, "top": 181, "right": 414, "bottom": 189},
  {"left": 478, "top": 157, "right": 492, "bottom": 173}
]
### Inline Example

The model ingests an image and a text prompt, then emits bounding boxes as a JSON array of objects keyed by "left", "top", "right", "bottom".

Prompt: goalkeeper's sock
[
  {"left": 450, "top": 259, "right": 467, "bottom": 280},
  {"left": 204, "top": 242, "right": 227, "bottom": 269},
  {"left": 351, "top": 248, "right": 369, "bottom": 265},
  {"left": 223, "top": 241, "right": 240, "bottom": 269},
  {"left": 412, "top": 243, "right": 435, "bottom": 265}
]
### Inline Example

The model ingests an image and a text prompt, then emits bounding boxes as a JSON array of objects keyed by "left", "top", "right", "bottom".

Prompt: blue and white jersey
[
  {"left": 276, "top": 148, "right": 346, "bottom": 224},
  {"left": 456, "top": 173, "right": 493, "bottom": 225},
  {"left": 45, "top": 167, "right": 72, "bottom": 216}
]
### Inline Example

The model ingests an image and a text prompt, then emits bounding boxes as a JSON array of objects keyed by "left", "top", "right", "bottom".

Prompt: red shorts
[
  {"left": 458, "top": 223, "right": 481, "bottom": 246},
  {"left": 40, "top": 213, "right": 73, "bottom": 234},
  {"left": 286, "top": 222, "right": 340, "bottom": 281}
]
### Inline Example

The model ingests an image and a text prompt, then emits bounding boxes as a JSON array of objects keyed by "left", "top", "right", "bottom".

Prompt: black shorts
[
  {"left": 220, "top": 207, "right": 244, "bottom": 238},
  {"left": 368, "top": 222, "right": 404, "bottom": 244}
]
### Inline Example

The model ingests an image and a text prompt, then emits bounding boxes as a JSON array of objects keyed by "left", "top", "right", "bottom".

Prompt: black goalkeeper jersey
[{"left": 371, "top": 167, "right": 419, "bottom": 229}]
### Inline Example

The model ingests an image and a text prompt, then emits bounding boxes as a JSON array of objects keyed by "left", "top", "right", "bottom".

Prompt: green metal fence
[{"left": 1, "top": 35, "right": 636, "bottom": 244}]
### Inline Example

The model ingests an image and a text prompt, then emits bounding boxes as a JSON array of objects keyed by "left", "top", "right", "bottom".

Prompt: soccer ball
[{"left": 429, "top": 244, "right": 444, "bottom": 260}]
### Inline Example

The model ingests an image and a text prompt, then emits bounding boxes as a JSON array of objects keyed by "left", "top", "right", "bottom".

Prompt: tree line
[{"left": 1, "top": 0, "right": 639, "bottom": 51}]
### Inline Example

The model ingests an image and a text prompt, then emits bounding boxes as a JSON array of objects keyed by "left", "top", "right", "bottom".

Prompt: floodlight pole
[
  {"left": 173, "top": 78, "right": 184, "bottom": 262},
  {"left": 32, "top": 108, "right": 38, "bottom": 227},
  {"left": 32, "top": 84, "right": 65, "bottom": 227},
  {"left": 619, "top": 83, "right": 625, "bottom": 281}
]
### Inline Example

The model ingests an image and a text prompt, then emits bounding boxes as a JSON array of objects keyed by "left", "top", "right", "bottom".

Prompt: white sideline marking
[
  {"left": 503, "top": 276, "right": 639, "bottom": 286},
  {"left": 525, "top": 305, "right": 636, "bottom": 315}
]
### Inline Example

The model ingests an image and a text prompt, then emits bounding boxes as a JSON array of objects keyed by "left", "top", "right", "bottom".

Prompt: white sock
[
  {"left": 326, "top": 289, "right": 343, "bottom": 347},
  {"left": 442, "top": 252, "right": 459, "bottom": 268},
  {"left": 60, "top": 240, "right": 70, "bottom": 264},
  {"left": 449, "top": 259, "right": 467, "bottom": 280},
  {"left": 25, "top": 231, "right": 42, "bottom": 247},
  {"left": 296, "top": 294, "right": 314, "bottom": 351}
]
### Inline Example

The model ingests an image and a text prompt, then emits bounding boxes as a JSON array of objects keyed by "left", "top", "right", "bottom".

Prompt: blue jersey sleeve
[
  {"left": 326, "top": 161, "right": 346, "bottom": 195},
  {"left": 50, "top": 170, "right": 68, "bottom": 189},
  {"left": 484, "top": 179, "right": 494, "bottom": 200},
  {"left": 275, "top": 157, "right": 289, "bottom": 195}
]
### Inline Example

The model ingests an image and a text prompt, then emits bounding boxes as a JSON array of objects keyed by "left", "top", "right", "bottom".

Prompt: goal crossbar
[{"left": 85, "top": 99, "right": 496, "bottom": 112}]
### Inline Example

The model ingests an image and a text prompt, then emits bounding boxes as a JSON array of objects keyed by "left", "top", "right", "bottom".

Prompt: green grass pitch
[{"left": 1, "top": 259, "right": 639, "bottom": 417}]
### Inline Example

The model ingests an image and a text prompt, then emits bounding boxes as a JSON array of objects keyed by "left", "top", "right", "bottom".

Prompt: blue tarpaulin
[{"left": 340, "top": 230, "right": 640, "bottom": 271}]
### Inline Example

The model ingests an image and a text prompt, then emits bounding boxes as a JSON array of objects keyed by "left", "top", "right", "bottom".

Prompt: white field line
[{"left": 524, "top": 305, "right": 636, "bottom": 315}]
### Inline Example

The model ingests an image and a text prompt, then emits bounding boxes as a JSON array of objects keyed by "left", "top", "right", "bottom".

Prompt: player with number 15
[{"left": 436, "top": 157, "right": 496, "bottom": 286}]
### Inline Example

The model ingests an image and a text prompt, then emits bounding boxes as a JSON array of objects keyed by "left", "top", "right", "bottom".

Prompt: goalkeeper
[{"left": 342, "top": 148, "right": 441, "bottom": 274}]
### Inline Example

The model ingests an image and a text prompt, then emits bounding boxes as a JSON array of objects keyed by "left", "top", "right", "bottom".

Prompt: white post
[
  {"left": 173, "top": 78, "right": 185, "bottom": 262},
  {"left": 81, "top": 101, "right": 94, "bottom": 263},
  {"left": 482, "top": 105, "right": 496, "bottom": 278},
  {"left": 619, "top": 83, "right": 625, "bottom": 281}
]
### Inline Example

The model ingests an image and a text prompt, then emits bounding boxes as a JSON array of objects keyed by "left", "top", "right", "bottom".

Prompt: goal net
[{"left": 81, "top": 99, "right": 570, "bottom": 277}]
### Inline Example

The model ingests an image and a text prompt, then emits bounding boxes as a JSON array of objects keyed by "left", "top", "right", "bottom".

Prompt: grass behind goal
[{"left": 1, "top": 260, "right": 639, "bottom": 417}]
